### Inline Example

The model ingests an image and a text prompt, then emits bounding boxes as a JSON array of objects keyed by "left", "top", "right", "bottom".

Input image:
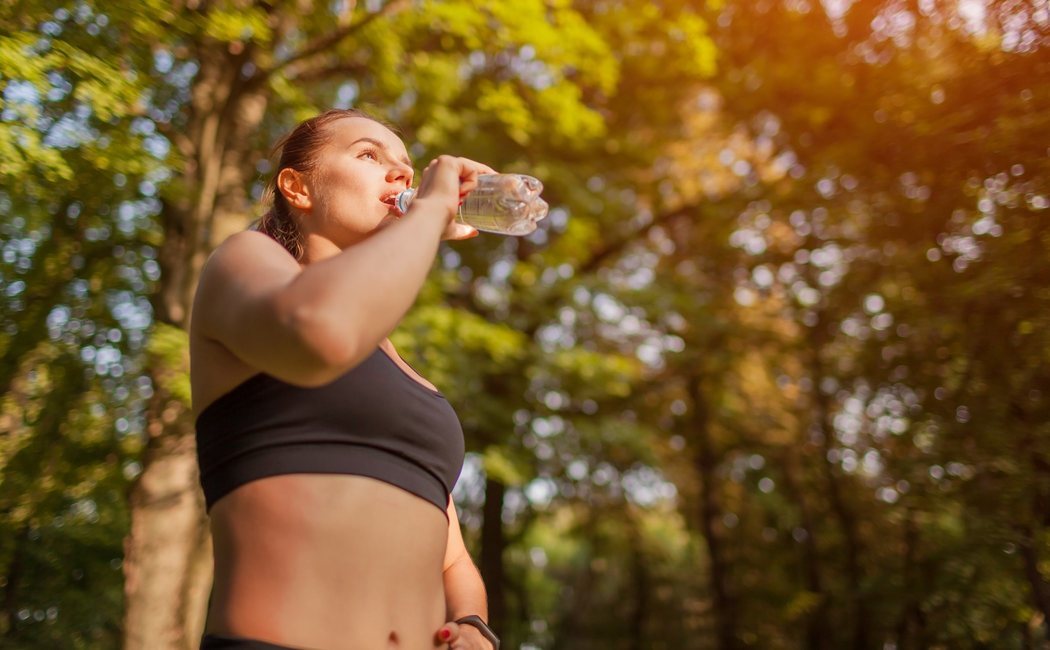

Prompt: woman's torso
[{"left": 191, "top": 332, "right": 451, "bottom": 649}]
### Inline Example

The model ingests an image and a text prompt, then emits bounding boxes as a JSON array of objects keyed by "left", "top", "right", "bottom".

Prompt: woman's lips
[{"left": 378, "top": 194, "right": 397, "bottom": 212}]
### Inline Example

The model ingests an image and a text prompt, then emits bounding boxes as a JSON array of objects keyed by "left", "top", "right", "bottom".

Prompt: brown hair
[{"left": 256, "top": 108, "right": 393, "bottom": 260}]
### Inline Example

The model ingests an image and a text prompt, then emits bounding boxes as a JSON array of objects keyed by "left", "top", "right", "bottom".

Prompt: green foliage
[
  {"left": 482, "top": 446, "right": 529, "bottom": 487},
  {"left": 198, "top": 4, "right": 272, "bottom": 45},
  {"left": 144, "top": 323, "right": 191, "bottom": 407},
  {"left": 1, "top": 4, "right": 163, "bottom": 644},
  {"left": 545, "top": 348, "right": 641, "bottom": 399},
  {"left": 0, "top": 347, "right": 135, "bottom": 645}
]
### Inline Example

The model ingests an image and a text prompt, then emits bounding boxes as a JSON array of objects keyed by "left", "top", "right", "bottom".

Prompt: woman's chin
[{"left": 376, "top": 211, "right": 401, "bottom": 229}]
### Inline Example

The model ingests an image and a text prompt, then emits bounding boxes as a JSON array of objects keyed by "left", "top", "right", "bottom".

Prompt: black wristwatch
[{"left": 455, "top": 615, "right": 500, "bottom": 649}]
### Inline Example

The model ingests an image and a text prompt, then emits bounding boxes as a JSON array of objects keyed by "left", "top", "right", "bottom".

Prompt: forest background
[{"left": 1, "top": 0, "right": 1048, "bottom": 648}]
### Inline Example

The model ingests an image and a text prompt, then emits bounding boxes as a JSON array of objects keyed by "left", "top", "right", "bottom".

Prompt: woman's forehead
[{"left": 331, "top": 117, "right": 408, "bottom": 158}]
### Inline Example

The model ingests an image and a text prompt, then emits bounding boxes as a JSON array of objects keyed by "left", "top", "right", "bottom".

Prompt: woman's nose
[{"left": 386, "top": 163, "right": 412, "bottom": 185}]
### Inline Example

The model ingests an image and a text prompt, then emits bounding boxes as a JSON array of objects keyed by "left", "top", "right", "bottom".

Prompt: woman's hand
[
  {"left": 434, "top": 621, "right": 496, "bottom": 649},
  {"left": 412, "top": 155, "right": 496, "bottom": 241}
]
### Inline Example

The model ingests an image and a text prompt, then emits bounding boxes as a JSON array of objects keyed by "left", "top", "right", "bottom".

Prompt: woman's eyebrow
[{"left": 350, "top": 137, "right": 412, "bottom": 167}]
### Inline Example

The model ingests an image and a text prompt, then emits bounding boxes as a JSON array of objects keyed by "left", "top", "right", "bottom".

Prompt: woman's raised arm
[{"left": 192, "top": 156, "right": 486, "bottom": 386}]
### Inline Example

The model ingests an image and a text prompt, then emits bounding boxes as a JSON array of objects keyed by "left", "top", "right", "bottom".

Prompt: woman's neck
[{"left": 300, "top": 233, "right": 344, "bottom": 265}]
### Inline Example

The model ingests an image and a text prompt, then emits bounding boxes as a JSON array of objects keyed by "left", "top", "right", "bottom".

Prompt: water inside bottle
[{"left": 394, "top": 174, "right": 549, "bottom": 236}]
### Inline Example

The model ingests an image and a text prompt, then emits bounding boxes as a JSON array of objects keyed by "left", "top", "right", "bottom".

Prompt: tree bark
[
  {"left": 687, "top": 372, "right": 737, "bottom": 650},
  {"left": 779, "top": 449, "right": 829, "bottom": 650},
  {"left": 480, "top": 477, "right": 507, "bottom": 638},
  {"left": 808, "top": 315, "right": 869, "bottom": 650},
  {"left": 1019, "top": 525, "right": 1050, "bottom": 640},
  {"left": 1019, "top": 411, "right": 1050, "bottom": 640},
  {"left": 1, "top": 525, "right": 28, "bottom": 638},
  {"left": 896, "top": 506, "right": 926, "bottom": 650},
  {"left": 122, "top": 387, "right": 210, "bottom": 650},
  {"left": 628, "top": 519, "right": 649, "bottom": 650},
  {"left": 551, "top": 512, "right": 598, "bottom": 650}
]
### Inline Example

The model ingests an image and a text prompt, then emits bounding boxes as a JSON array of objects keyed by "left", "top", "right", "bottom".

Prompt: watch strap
[{"left": 454, "top": 615, "right": 500, "bottom": 649}]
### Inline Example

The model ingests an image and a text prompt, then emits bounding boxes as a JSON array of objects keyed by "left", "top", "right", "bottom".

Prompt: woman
[{"left": 190, "top": 109, "right": 500, "bottom": 649}]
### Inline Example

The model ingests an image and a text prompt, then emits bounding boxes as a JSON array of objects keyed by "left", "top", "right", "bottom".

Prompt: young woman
[{"left": 190, "top": 109, "right": 499, "bottom": 649}]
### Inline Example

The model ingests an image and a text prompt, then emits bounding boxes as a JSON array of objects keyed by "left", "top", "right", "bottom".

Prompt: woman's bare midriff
[{"left": 205, "top": 474, "right": 449, "bottom": 650}]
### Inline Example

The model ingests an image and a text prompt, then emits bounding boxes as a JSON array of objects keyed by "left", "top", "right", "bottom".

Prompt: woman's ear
[{"left": 277, "top": 168, "right": 313, "bottom": 211}]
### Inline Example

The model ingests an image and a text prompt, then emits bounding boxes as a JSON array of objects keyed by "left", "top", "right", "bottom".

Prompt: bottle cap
[{"left": 394, "top": 188, "right": 415, "bottom": 215}]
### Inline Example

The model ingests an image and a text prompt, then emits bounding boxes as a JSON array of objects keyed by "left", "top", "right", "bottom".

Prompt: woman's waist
[
  {"left": 207, "top": 475, "right": 449, "bottom": 643},
  {"left": 207, "top": 575, "right": 445, "bottom": 648}
]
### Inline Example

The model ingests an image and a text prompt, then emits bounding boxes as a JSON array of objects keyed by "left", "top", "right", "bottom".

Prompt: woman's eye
[{"left": 360, "top": 149, "right": 379, "bottom": 161}]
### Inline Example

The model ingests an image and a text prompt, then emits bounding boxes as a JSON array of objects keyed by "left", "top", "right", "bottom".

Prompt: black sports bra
[{"left": 195, "top": 347, "right": 465, "bottom": 516}]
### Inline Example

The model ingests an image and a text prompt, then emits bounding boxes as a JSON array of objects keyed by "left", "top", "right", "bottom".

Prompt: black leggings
[{"left": 200, "top": 633, "right": 301, "bottom": 650}]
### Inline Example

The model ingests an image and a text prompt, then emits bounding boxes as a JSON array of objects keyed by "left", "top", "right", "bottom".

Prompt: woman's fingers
[
  {"left": 434, "top": 621, "right": 461, "bottom": 646},
  {"left": 441, "top": 222, "right": 479, "bottom": 242},
  {"left": 413, "top": 155, "right": 497, "bottom": 228},
  {"left": 418, "top": 156, "right": 493, "bottom": 203},
  {"left": 455, "top": 159, "right": 490, "bottom": 195}
]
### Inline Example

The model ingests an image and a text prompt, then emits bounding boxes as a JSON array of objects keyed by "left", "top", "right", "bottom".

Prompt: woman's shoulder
[
  {"left": 200, "top": 230, "right": 299, "bottom": 283},
  {"left": 213, "top": 229, "right": 290, "bottom": 260},
  {"left": 192, "top": 230, "right": 301, "bottom": 332}
]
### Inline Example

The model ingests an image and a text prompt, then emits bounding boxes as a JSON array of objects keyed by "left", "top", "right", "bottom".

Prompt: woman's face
[{"left": 306, "top": 116, "right": 414, "bottom": 247}]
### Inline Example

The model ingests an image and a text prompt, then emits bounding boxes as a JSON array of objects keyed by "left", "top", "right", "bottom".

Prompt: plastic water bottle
[{"left": 394, "top": 173, "right": 550, "bottom": 236}]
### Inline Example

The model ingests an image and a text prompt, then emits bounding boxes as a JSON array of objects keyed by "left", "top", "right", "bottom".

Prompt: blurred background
[{"left": 1, "top": 0, "right": 1048, "bottom": 648}]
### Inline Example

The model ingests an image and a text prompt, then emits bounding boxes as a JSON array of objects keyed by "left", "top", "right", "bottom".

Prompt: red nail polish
[{"left": 440, "top": 629, "right": 451, "bottom": 641}]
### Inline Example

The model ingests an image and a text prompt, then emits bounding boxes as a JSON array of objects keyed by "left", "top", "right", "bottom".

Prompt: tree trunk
[
  {"left": 808, "top": 318, "right": 869, "bottom": 650},
  {"left": 628, "top": 520, "right": 649, "bottom": 650},
  {"left": 551, "top": 512, "right": 598, "bottom": 650},
  {"left": 779, "top": 449, "right": 828, "bottom": 650},
  {"left": 122, "top": 387, "right": 210, "bottom": 650},
  {"left": 1019, "top": 525, "right": 1050, "bottom": 640},
  {"left": 1019, "top": 414, "right": 1050, "bottom": 641},
  {"left": 1020, "top": 620, "right": 1033, "bottom": 650},
  {"left": 122, "top": 36, "right": 268, "bottom": 649},
  {"left": 1, "top": 525, "right": 28, "bottom": 638},
  {"left": 896, "top": 506, "right": 925, "bottom": 650},
  {"left": 480, "top": 477, "right": 507, "bottom": 638},
  {"left": 687, "top": 373, "right": 737, "bottom": 650}
]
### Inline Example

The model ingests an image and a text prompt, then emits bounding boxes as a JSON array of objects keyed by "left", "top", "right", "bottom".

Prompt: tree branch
[
  {"left": 260, "top": 0, "right": 408, "bottom": 80},
  {"left": 572, "top": 201, "right": 699, "bottom": 277},
  {"left": 291, "top": 60, "right": 370, "bottom": 83}
]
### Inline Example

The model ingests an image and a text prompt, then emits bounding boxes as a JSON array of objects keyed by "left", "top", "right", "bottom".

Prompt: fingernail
[{"left": 440, "top": 629, "right": 451, "bottom": 640}]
